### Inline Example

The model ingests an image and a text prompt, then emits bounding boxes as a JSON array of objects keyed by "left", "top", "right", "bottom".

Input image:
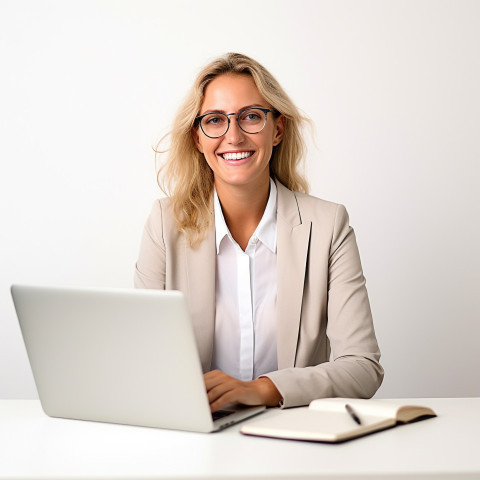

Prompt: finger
[
  {"left": 206, "top": 377, "right": 241, "bottom": 404},
  {"left": 204, "top": 370, "right": 229, "bottom": 391},
  {"left": 209, "top": 381, "right": 263, "bottom": 412},
  {"left": 209, "top": 388, "right": 241, "bottom": 412},
  {"left": 208, "top": 379, "right": 252, "bottom": 412}
]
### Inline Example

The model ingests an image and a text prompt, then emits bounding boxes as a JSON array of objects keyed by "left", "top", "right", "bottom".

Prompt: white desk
[{"left": 1, "top": 398, "right": 479, "bottom": 479}]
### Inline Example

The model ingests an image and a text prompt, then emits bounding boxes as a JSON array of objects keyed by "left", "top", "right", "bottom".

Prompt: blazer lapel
[
  {"left": 185, "top": 219, "right": 216, "bottom": 373},
  {"left": 275, "top": 181, "right": 311, "bottom": 369}
]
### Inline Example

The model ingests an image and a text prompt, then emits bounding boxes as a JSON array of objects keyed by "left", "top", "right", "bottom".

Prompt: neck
[{"left": 216, "top": 178, "right": 271, "bottom": 251}]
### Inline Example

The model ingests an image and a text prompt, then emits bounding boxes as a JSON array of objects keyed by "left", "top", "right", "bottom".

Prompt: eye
[
  {"left": 206, "top": 116, "right": 222, "bottom": 125},
  {"left": 239, "top": 109, "right": 264, "bottom": 125},
  {"left": 203, "top": 114, "right": 227, "bottom": 126},
  {"left": 241, "top": 110, "right": 261, "bottom": 121}
]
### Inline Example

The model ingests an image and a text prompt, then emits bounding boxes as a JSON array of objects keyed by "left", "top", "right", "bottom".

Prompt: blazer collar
[
  {"left": 275, "top": 179, "right": 312, "bottom": 369},
  {"left": 276, "top": 179, "right": 303, "bottom": 227}
]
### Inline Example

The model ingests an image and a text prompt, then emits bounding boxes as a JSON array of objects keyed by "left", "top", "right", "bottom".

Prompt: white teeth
[{"left": 221, "top": 151, "right": 253, "bottom": 160}]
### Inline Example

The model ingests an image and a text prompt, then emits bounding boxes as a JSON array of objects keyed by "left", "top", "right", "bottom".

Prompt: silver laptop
[{"left": 11, "top": 284, "right": 265, "bottom": 432}]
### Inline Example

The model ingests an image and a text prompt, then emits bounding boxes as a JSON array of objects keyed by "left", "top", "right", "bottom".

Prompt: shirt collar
[
  {"left": 214, "top": 178, "right": 277, "bottom": 254},
  {"left": 214, "top": 192, "right": 230, "bottom": 253}
]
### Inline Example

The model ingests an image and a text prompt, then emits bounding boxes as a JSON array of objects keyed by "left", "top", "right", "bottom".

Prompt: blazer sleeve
[
  {"left": 264, "top": 204, "right": 384, "bottom": 407},
  {"left": 134, "top": 200, "right": 167, "bottom": 290}
]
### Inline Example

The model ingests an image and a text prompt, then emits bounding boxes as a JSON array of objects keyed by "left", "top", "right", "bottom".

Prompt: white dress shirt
[{"left": 212, "top": 179, "right": 278, "bottom": 381}]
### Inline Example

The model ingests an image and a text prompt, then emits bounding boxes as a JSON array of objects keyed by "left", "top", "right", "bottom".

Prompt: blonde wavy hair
[{"left": 156, "top": 52, "right": 310, "bottom": 247}]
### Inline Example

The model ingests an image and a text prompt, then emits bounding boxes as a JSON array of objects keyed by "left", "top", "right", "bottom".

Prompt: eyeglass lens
[{"left": 200, "top": 108, "right": 267, "bottom": 137}]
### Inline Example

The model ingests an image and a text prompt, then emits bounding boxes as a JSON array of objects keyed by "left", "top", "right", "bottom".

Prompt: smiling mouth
[{"left": 220, "top": 151, "right": 254, "bottom": 160}]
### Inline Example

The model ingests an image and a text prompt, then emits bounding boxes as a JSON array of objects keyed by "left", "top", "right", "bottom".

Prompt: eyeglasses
[{"left": 195, "top": 107, "right": 275, "bottom": 139}]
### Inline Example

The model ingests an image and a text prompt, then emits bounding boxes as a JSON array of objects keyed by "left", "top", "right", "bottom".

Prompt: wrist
[{"left": 254, "top": 377, "right": 282, "bottom": 407}]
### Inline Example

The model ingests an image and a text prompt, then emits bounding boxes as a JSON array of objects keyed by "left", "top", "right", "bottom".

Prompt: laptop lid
[{"left": 11, "top": 284, "right": 265, "bottom": 433}]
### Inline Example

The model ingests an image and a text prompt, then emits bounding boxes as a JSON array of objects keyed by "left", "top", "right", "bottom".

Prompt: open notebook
[{"left": 240, "top": 397, "right": 436, "bottom": 442}]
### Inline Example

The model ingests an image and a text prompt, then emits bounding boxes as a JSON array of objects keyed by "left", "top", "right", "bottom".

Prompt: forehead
[{"left": 201, "top": 74, "right": 267, "bottom": 112}]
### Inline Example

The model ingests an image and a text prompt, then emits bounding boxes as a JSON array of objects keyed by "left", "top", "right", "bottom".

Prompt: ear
[
  {"left": 272, "top": 115, "right": 286, "bottom": 146},
  {"left": 192, "top": 127, "right": 204, "bottom": 153}
]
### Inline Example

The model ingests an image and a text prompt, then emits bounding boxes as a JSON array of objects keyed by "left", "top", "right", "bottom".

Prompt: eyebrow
[{"left": 199, "top": 104, "right": 268, "bottom": 116}]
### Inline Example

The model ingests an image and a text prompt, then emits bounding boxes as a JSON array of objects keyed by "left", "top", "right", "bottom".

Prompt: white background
[{"left": 1, "top": 0, "right": 479, "bottom": 399}]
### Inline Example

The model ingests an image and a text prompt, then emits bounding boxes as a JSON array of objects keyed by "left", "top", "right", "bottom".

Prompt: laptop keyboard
[{"left": 212, "top": 409, "right": 235, "bottom": 421}]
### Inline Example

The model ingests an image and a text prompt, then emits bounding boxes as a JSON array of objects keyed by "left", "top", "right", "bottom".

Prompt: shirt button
[{"left": 251, "top": 236, "right": 258, "bottom": 244}]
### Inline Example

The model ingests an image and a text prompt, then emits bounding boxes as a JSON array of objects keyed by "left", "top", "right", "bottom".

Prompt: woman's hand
[{"left": 204, "top": 370, "right": 282, "bottom": 412}]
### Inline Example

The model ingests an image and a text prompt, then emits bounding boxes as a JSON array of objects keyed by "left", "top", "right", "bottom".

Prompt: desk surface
[{"left": 1, "top": 398, "right": 479, "bottom": 480}]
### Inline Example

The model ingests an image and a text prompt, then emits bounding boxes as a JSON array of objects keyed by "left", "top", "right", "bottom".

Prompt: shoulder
[
  {"left": 276, "top": 183, "right": 358, "bottom": 259},
  {"left": 147, "top": 197, "right": 176, "bottom": 225},
  {"left": 276, "top": 180, "right": 348, "bottom": 226},
  {"left": 294, "top": 190, "right": 342, "bottom": 213},
  {"left": 143, "top": 197, "right": 180, "bottom": 245},
  {"left": 296, "top": 193, "right": 351, "bottom": 246},
  {"left": 149, "top": 196, "right": 172, "bottom": 214}
]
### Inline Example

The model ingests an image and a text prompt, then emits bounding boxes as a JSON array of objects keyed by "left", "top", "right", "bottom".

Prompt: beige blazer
[{"left": 134, "top": 180, "right": 383, "bottom": 408}]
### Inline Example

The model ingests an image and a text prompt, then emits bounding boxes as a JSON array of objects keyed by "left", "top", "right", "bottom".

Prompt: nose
[{"left": 224, "top": 116, "right": 245, "bottom": 144}]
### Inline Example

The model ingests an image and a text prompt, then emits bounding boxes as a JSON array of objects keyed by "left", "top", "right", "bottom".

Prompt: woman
[{"left": 134, "top": 53, "right": 383, "bottom": 411}]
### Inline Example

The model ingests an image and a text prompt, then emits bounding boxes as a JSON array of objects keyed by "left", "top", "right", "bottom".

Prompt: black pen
[{"left": 345, "top": 403, "right": 362, "bottom": 425}]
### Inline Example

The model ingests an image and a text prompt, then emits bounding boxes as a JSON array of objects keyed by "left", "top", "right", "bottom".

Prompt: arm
[
  {"left": 264, "top": 204, "right": 383, "bottom": 407},
  {"left": 134, "top": 200, "right": 167, "bottom": 290}
]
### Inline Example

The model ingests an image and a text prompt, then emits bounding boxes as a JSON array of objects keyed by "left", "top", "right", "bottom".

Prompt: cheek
[
  {"left": 259, "top": 135, "right": 276, "bottom": 153},
  {"left": 202, "top": 156, "right": 217, "bottom": 174},
  {"left": 194, "top": 129, "right": 219, "bottom": 155},
  {"left": 199, "top": 146, "right": 218, "bottom": 169},
  {"left": 260, "top": 126, "right": 277, "bottom": 148},
  {"left": 197, "top": 135, "right": 218, "bottom": 155}
]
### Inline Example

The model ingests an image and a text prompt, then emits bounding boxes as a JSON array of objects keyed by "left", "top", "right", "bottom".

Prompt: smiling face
[{"left": 193, "top": 74, "right": 285, "bottom": 195}]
